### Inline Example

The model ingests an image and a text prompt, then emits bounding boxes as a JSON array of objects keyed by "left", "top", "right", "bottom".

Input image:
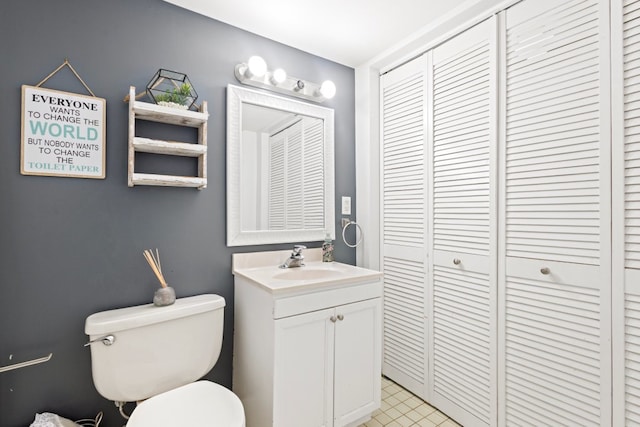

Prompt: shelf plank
[
  {"left": 131, "top": 173, "right": 207, "bottom": 189},
  {"left": 133, "top": 137, "right": 207, "bottom": 157},
  {"left": 133, "top": 101, "right": 209, "bottom": 127}
]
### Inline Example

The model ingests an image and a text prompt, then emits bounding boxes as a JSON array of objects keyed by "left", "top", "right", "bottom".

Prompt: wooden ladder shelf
[{"left": 127, "top": 86, "right": 209, "bottom": 189}]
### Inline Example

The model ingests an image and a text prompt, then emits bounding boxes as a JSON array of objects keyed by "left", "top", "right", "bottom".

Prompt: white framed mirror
[{"left": 226, "top": 84, "right": 335, "bottom": 246}]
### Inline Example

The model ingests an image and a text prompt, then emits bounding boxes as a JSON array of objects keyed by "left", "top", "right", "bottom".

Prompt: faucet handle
[{"left": 292, "top": 245, "right": 306, "bottom": 256}]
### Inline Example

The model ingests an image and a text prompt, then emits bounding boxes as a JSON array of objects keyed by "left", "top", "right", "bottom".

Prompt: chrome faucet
[{"left": 280, "top": 245, "right": 306, "bottom": 268}]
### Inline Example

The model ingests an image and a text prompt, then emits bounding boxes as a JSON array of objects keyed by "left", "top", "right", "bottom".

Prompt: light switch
[{"left": 341, "top": 196, "right": 351, "bottom": 215}]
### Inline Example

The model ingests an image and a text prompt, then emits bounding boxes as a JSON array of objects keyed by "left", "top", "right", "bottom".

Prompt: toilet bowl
[
  {"left": 127, "top": 381, "right": 244, "bottom": 427},
  {"left": 84, "top": 294, "right": 244, "bottom": 426}
]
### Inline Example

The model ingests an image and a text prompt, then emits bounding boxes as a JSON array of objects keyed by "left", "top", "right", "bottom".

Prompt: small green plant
[{"left": 155, "top": 83, "right": 192, "bottom": 106}]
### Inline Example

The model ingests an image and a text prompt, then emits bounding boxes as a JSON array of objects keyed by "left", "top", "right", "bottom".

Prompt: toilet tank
[{"left": 85, "top": 294, "right": 225, "bottom": 402}]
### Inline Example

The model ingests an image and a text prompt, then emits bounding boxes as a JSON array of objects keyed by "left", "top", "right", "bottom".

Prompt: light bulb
[
  {"left": 319, "top": 80, "right": 336, "bottom": 99},
  {"left": 271, "top": 68, "right": 287, "bottom": 85},
  {"left": 246, "top": 56, "right": 267, "bottom": 78}
]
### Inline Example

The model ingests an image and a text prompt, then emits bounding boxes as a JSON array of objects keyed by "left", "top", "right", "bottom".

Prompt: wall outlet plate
[{"left": 341, "top": 196, "right": 351, "bottom": 215}]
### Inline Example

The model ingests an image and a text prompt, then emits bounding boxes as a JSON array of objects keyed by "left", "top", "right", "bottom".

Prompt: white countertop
[{"left": 232, "top": 249, "right": 382, "bottom": 293}]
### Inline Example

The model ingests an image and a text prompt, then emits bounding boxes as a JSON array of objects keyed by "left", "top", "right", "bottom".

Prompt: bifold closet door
[
  {"left": 380, "top": 56, "right": 428, "bottom": 399},
  {"left": 426, "top": 18, "right": 497, "bottom": 427},
  {"left": 501, "top": 0, "right": 611, "bottom": 425},
  {"left": 613, "top": 0, "right": 640, "bottom": 425}
]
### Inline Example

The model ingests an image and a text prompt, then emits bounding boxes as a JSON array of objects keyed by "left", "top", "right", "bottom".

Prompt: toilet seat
[{"left": 126, "top": 381, "right": 245, "bottom": 427}]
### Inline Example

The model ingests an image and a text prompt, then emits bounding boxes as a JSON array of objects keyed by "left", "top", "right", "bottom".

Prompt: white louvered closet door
[
  {"left": 380, "top": 56, "right": 428, "bottom": 399},
  {"left": 502, "top": 0, "right": 611, "bottom": 425},
  {"left": 613, "top": 0, "right": 640, "bottom": 425},
  {"left": 427, "top": 18, "right": 497, "bottom": 427}
]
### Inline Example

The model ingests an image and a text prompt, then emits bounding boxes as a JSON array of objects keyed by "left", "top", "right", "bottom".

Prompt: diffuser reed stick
[{"left": 143, "top": 248, "right": 168, "bottom": 288}]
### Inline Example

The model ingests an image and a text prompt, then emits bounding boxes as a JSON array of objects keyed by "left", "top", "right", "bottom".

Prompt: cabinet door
[
  {"left": 427, "top": 18, "right": 497, "bottom": 427},
  {"left": 502, "top": 0, "right": 611, "bottom": 425},
  {"left": 333, "top": 299, "right": 382, "bottom": 427},
  {"left": 274, "top": 307, "right": 335, "bottom": 427},
  {"left": 380, "top": 55, "right": 429, "bottom": 398},
  {"left": 613, "top": 0, "right": 640, "bottom": 424}
]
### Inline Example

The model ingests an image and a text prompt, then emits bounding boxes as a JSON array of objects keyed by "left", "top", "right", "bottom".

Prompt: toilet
[{"left": 84, "top": 294, "right": 245, "bottom": 426}]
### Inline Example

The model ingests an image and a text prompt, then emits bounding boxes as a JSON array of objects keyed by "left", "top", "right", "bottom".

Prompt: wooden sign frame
[{"left": 21, "top": 85, "right": 106, "bottom": 179}]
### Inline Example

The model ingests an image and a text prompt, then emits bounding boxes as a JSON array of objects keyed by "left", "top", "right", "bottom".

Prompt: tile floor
[{"left": 359, "top": 377, "right": 462, "bottom": 427}]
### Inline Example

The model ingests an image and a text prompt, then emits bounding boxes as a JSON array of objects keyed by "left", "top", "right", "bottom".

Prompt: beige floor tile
[
  {"left": 386, "top": 383, "right": 403, "bottom": 394},
  {"left": 438, "top": 420, "right": 462, "bottom": 427},
  {"left": 394, "top": 389, "right": 412, "bottom": 401},
  {"left": 394, "top": 401, "right": 411, "bottom": 415},
  {"left": 426, "top": 410, "right": 448, "bottom": 425},
  {"left": 406, "top": 409, "right": 423, "bottom": 423},
  {"left": 395, "top": 415, "right": 414, "bottom": 427},
  {"left": 415, "top": 403, "right": 437, "bottom": 417},
  {"left": 385, "top": 407, "right": 403, "bottom": 420},
  {"left": 374, "top": 377, "right": 456, "bottom": 427},
  {"left": 374, "top": 411, "right": 393, "bottom": 425},
  {"left": 414, "top": 418, "right": 438, "bottom": 427},
  {"left": 385, "top": 395, "right": 401, "bottom": 407},
  {"left": 405, "top": 395, "right": 424, "bottom": 409},
  {"left": 364, "top": 419, "right": 383, "bottom": 427}
]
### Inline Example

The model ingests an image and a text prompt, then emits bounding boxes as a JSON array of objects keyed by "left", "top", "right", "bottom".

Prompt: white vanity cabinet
[
  {"left": 274, "top": 298, "right": 380, "bottom": 427},
  {"left": 232, "top": 250, "right": 382, "bottom": 427}
]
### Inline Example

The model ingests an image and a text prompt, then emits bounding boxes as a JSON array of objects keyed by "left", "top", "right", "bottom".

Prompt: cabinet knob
[
  {"left": 337, "top": 314, "right": 344, "bottom": 321},
  {"left": 453, "top": 258, "right": 461, "bottom": 265},
  {"left": 540, "top": 267, "right": 550, "bottom": 275},
  {"left": 330, "top": 316, "right": 337, "bottom": 323}
]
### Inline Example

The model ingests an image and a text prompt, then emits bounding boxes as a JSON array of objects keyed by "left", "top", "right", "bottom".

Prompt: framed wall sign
[{"left": 21, "top": 85, "right": 106, "bottom": 179}]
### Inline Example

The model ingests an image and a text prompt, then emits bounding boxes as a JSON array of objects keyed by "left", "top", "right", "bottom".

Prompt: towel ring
[{"left": 342, "top": 220, "right": 363, "bottom": 248}]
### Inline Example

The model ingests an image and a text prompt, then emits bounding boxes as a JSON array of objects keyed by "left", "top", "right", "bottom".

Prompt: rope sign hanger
[{"left": 36, "top": 58, "right": 96, "bottom": 97}]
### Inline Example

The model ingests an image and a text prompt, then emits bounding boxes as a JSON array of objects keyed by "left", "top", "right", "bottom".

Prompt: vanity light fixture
[
  {"left": 271, "top": 68, "right": 287, "bottom": 85},
  {"left": 319, "top": 80, "right": 337, "bottom": 99},
  {"left": 245, "top": 55, "right": 267, "bottom": 78},
  {"left": 234, "top": 56, "right": 336, "bottom": 103}
]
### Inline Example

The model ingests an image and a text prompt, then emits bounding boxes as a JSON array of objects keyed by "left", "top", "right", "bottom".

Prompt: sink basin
[
  {"left": 273, "top": 268, "right": 342, "bottom": 281},
  {"left": 233, "top": 249, "right": 383, "bottom": 292}
]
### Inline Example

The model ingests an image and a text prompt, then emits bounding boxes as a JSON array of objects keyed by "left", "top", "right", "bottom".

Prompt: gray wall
[{"left": 0, "top": 1, "right": 355, "bottom": 425}]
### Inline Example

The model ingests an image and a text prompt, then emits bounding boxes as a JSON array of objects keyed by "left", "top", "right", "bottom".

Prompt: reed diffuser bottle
[{"left": 143, "top": 248, "right": 176, "bottom": 306}]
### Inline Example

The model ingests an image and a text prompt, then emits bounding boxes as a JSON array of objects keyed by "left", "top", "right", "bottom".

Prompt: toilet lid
[{"left": 126, "top": 381, "right": 245, "bottom": 427}]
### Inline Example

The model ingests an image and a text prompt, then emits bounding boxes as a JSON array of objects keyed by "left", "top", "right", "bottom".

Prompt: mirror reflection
[
  {"left": 240, "top": 104, "right": 325, "bottom": 232},
  {"left": 226, "top": 84, "right": 335, "bottom": 247}
]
